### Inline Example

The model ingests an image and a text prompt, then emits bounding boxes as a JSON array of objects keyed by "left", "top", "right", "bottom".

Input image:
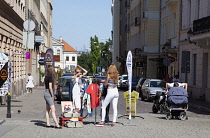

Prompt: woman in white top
[{"left": 26, "top": 73, "right": 34, "bottom": 93}]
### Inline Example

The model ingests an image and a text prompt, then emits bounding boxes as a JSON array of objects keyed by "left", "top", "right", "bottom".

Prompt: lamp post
[{"left": 162, "top": 40, "right": 171, "bottom": 76}]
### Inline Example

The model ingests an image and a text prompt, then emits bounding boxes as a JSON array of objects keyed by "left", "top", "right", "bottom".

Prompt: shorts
[{"left": 44, "top": 89, "right": 54, "bottom": 106}]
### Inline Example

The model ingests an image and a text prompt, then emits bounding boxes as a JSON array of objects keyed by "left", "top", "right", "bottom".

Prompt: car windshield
[
  {"left": 63, "top": 79, "right": 70, "bottom": 87},
  {"left": 122, "top": 76, "right": 128, "bottom": 80},
  {"left": 150, "top": 81, "right": 164, "bottom": 87}
]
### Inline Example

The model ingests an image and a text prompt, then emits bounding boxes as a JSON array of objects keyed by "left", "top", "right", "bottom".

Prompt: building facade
[
  {"left": 180, "top": 0, "right": 210, "bottom": 102},
  {"left": 0, "top": 0, "right": 26, "bottom": 99},
  {"left": 160, "top": 0, "right": 180, "bottom": 79},
  {"left": 52, "top": 37, "right": 78, "bottom": 72},
  {"left": 0, "top": 0, "right": 53, "bottom": 99}
]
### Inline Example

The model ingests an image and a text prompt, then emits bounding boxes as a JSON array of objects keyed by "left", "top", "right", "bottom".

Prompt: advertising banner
[
  {"left": 124, "top": 91, "right": 139, "bottom": 116},
  {"left": 0, "top": 53, "right": 9, "bottom": 96},
  {"left": 44, "top": 48, "right": 54, "bottom": 68},
  {"left": 126, "top": 51, "right": 132, "bottom": 120}
]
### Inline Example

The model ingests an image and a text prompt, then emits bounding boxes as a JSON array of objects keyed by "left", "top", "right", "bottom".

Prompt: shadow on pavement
[{"left": 30, "top": 120, "right": 47, "bottom": 127}]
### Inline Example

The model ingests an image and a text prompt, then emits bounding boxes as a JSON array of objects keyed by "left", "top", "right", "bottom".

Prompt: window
[
  {"left": 72, "top": 56, "right": 75, "bottom": 61},
  {"left": 193, "top": 54, "right": 197, "bottom": 85},
  {"left": 57, "top": 49, "right": 60, "bottom": 55},
  {"left": 196, "top": 0, "right": 200, "bottom": 19},
  {"left": 66, "top": 56, "right": 69, "bottom": 61}
]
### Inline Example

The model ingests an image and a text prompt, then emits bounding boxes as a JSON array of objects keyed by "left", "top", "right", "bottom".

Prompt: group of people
[{"left": 41, "top": 64, "right": 119, "bottom": 128}]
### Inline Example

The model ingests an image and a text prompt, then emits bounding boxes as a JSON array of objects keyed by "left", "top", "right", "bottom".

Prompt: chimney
[{"left": 59, "top": 36, "right": 63, "bottom": 42}]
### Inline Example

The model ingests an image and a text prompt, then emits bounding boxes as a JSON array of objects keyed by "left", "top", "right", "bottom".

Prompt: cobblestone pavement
[{"left": 0, "top": 87, "right": 210, "bottom": 138}]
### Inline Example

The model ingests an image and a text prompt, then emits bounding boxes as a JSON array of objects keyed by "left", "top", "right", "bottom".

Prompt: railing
[{"left": 193, "top": 16, "right": 210, "bottom": 35}]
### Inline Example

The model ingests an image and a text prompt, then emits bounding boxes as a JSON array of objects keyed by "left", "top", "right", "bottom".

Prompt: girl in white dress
[
  {"left": 72, "top": 65, "right": 88, "bottom": 112},
  {"left": 26, "top": 73, "right": 34, "bottom": 93}
]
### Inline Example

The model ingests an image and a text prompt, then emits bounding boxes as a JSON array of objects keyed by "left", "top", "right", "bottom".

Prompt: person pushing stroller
[{"left": 165, "top": 82, "right": 189, "bottom": 120}]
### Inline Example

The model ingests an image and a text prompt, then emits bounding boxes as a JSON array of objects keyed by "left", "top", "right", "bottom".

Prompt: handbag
[{"left": 102, "top": 86, "right": 107, "bottom": 97}]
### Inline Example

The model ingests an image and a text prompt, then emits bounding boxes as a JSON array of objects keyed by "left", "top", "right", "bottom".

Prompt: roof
[{"left": 58, "top": 39, "right": 77, "bottom": 52}]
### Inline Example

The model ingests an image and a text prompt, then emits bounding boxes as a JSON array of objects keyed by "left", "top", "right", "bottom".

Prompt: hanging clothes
[
  {"left": 86, "top": 83, "right": 100, "bottom": 108},
  {"left": 83, "top": 82, "right": 92, "bottom": 113},
  {"left": 72, "top": 78, "right": 81, "bottom": 110}
]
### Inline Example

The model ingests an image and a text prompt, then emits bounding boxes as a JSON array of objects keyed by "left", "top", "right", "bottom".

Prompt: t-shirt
[
  {"left": 44, "top": 76, "right": 53, "bottom": 89},
  {"left": 86, "top": 83, "right": 100, "bottom": 108}
]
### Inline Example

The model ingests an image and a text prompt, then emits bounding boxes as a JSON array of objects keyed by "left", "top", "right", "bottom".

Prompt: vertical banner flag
[
  {"left": 0, "top": 53, "right": 9, "bottom": 96},
  {"left": 44, "top": 48, "right": 54, "bottom": 68},
  {"left": 126, "top": 51, "right": 132, "bottom": 120}
]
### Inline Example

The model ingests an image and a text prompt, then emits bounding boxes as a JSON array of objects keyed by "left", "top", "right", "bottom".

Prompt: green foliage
[{"left": 77, "top": 35, "right": 112, "bottom": 75}]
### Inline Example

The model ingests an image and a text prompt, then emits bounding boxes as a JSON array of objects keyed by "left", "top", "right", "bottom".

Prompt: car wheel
[
  {"left": 141, "top": 94, "right": 145, "bottom": 101},
  {"left": 166, "top": 113, "right": 172, "bottom": 120},
  {"left": 146, "top": 93, "right": 150, "bottom": 101}
]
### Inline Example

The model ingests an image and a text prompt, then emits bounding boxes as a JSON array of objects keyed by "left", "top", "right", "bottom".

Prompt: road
[{"left": 0, "top": 87, "right": 210, "bottom": 138}]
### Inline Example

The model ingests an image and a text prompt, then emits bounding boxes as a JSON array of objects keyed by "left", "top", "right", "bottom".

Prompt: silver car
[{"left": 141, "top": 79, "right": 166, "bottom": 101}]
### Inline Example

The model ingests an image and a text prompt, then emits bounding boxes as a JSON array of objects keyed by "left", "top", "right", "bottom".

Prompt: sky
[{"left": 52, "top": 0, "right": 113, "bottom": 51}]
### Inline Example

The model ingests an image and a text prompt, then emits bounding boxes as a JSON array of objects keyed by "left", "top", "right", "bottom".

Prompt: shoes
[
  {"left": 95, "top": 123, "right": 104, "bottom": 127},
  {"left": 45, "top": 125, "right": 53, "bottom": 128},
  {"left": 110, "top": 123, "right": 115, "bottom": 127},
  {"left": 55, "top": 126, "right": 62, "bottom": 129}
]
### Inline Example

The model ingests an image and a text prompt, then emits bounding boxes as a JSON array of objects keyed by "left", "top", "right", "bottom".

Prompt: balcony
[
  {"left": 125, "top": 0, "right": 130, "bottom": 9},
  {"left": 134, "top": 17, "right": 141, "bottom": 26},
  {"left": 193, "top": 16, "right": 210, "bottom": 35},
  {"left": 165, "top": 0, "right": 178, "bottom": 6}
]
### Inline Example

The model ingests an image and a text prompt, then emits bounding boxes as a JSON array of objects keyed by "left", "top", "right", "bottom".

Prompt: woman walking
[
  {"left": 72, "top": 65, "right": 88, "bottom": 112},
  {"left": 44, "top": 67, "right": 61, "bottom": 129},
  {"left": 26, "top": 73, "right": 34, "bottom": 93},
  {"left": 96, "top": 64, "right": 119, "bottom": 127}
]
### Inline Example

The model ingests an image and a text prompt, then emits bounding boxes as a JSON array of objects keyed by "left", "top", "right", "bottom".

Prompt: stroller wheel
[
  {"left": 166, "top": 113, "right": 172, "bottom": 120},
  {"left": 179, "top": 112, "right": 187, "bottom": 120},
  {"left": 152, "top": 104, "right": 158, "bottom": 113}
]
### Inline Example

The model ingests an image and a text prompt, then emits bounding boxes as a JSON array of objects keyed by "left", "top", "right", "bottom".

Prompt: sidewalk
[
  {"left": 188, "top": 98, "right": 210, "bottom": 113},
  {"left": 1, "top": 86, "right": 210, "bottom": 122},
  {"left": 0, "top": 86, "right": 46, "bottom": 123}
]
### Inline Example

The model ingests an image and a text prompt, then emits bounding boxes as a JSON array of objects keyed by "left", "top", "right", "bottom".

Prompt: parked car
[
  {"left": 136, "top": 78, "right": 146, "bottom": 98},
  {"left": 59, "top": 77, "right": 87, "bottom": 101},
  {"left": 56, "top": 76, "right": 71, "bottom": 101},
  {"left": 62, "top": 73, "right": 74, "bottom": 76},
  {"left": 119, "top": 75, "right": 128, "bottom": 89},
  {"left": 117, "top": 76, "right": 122, "bottom": 88},
  {"left": 124, "top": 77, "right": 139, "bottom": 91},
  {"left": 141, "top": 79, "right": 166, "bottom": 101}
]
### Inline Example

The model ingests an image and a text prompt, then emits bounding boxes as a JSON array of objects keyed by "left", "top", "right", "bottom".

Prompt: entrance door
[{"left": 201, "top": 53, "right": 208, "bottom": 97}]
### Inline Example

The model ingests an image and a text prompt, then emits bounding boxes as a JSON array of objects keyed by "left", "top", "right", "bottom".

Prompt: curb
[
  {"left": 189, "top": 103, "right": 210, "bottom": 113},
  {"left": 0, "top": 119, "right": 5, "bottom": 125}
]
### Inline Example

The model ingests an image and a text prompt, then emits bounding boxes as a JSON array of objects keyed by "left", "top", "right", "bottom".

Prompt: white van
[{"left": 119, "top": 75, "right": 128, "bottom": 89}]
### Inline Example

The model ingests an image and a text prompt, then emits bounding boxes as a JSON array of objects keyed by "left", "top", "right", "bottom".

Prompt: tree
[
  {"left": 89, "top": 35, "right": 101, "bottom": 74},
  {"left": 77, "top": 53, "right": 91, "bottom": 74},
  {"left": 100, "top": 39, "right": 112, "bottom": 70}
]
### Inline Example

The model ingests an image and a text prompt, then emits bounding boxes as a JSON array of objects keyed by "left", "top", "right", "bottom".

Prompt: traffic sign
[
  {"left": 38, "top": 59, "right": 45, "bottom": 65},
  {"left": 23, "top": 20, "right": 35, "bottom": 31}
]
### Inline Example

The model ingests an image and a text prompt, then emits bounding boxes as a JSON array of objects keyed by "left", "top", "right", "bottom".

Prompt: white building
[
  {"left": 52, "top": 37, "right": 78, "bottom": 72},
  {"left": 180, "top": 0, "right": 210, "bottom": 102}
]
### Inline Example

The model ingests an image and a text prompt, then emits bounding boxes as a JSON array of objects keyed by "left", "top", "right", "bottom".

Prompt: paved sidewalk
[
  {"left": 188, "top": 98, "right": 210, "bottom": 113},
  {"left": 0, "top": 86, "right": 210, "bottom": 138}
]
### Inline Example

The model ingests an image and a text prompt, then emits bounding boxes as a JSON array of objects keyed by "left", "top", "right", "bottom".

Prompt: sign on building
[{"left": 0, "top": 53, "right": 9, "bottom": 96}]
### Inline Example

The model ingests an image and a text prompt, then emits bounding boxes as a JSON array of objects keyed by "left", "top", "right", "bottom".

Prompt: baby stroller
[{"left": 165, "top": 86, "right": 188, "bottom": 120}]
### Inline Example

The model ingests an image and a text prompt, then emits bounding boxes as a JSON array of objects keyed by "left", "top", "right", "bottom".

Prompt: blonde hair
[{"left": 107, "top": 64, "right": 118, "bottom": 83}]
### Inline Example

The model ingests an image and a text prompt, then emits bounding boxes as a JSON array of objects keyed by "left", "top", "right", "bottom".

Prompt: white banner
[{"left": 126, "top": 51, "right": 132, "bottom": 120}]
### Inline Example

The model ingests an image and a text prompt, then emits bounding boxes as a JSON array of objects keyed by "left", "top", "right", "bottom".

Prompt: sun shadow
[{"left": 30, "top": 120, "right": 48, "bottom": 127}]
